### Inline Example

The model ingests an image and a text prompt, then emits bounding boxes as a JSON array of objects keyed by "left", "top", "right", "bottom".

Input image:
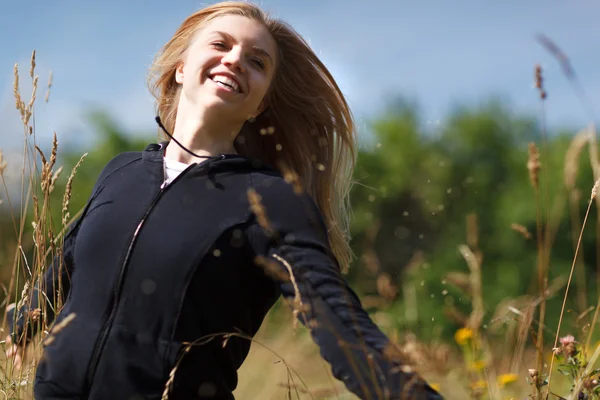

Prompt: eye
[
  {"left": 211, "top": 41, "right": 228, "bottom": 50},
  {"left": 251, "top": 57, "right": 265, "bottom": 70}
]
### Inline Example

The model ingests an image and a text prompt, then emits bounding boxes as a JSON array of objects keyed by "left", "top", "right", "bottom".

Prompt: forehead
[{"left": 196, "top": 14, "right": 276, "bottom": 53}]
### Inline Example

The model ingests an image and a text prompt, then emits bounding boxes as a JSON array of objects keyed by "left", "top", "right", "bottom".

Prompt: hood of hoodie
[{"left": 142, "top": 140, "right": 279, "bottom": 176}]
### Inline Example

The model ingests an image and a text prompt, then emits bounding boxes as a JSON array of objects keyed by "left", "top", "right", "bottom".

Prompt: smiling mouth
[
  {"left": 214, "top": 80, "right": 235, "bottom": 91},
  {"left": 208, "top": 74, "right": 242, "bottom": 93}
]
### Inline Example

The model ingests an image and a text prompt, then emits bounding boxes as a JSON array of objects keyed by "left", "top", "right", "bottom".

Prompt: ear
[{"left": 175, "top": 62, "right": 185, "bottom": 84}]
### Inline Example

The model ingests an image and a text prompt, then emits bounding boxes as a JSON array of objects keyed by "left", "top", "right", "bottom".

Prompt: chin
[{"left": 199, "top": 100, "right": 243, "bottom": 121}]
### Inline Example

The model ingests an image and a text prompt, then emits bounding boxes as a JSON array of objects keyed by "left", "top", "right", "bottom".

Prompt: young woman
[{"left": 7, "top": 2, "right": 443, "bottom": 399}]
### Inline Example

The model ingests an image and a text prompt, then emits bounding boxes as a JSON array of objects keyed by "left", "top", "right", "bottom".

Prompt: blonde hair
[{"left": 147, "top": 1, "right": 356, "bottom": 272}]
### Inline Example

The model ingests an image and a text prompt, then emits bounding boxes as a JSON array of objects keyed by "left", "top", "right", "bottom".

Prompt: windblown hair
[{"left": 147, "top": 1, "right": 356, "bottom": 272}]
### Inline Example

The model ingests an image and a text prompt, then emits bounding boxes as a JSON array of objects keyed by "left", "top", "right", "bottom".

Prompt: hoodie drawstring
[{"left": 155, "top": 116, "right": 224, "bottom": 161}]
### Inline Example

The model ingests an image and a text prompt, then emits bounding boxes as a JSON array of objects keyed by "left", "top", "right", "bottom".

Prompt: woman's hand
[{"left": 5, "top": 303, "right": 25, "bottom": 370}]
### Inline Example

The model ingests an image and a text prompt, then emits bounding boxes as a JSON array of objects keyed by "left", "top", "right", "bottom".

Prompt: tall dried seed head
[
  {"left": 534, "top": 64, "right": 547, "bottom": 100},
  {"left": 277, "top": 162, "right": 304, "bottom": 194},
  {"left": 45, "top": 70, "right": 53, "bottom": 103},
  {"left": 29, "top": 50, "right": 36, "bottom": 79},
  {"left": 247, "top": 188, "right": 274, "bottom": 236},
  {"left": 49, "top": 132, "right": 58, "bottom": 170},
  {"left": 63, "top": 153, "right": 87, "bottom": 226},
  {"left": 535, "top": 65, "right": 543, "bottom": 89},
  {"left": 13, "top": 64, "right": 26, "bottom": 121},
  {"left": 527, "top": 143, "right": 541, "bottom": 189},
  {"left": 564, "top": 128, "right": 590, "bottom": 190},
  {"left": 0, "top": 149, "right": 6, "bottom": 174},
  {"left": 511, "top": 223, "right": 532, "bottom": 240},
  {"left": 591, "top": 178, "right": 600, "bottom": 200}
]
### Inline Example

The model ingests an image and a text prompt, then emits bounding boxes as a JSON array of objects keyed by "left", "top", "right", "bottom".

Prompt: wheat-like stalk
[
  {"left": 13, "top": 64, "right": 26, "bottom": 125},
  {"left": 246, "top": 188, "right": 274, "bottom": 236},
  {"left": 547, "top": 179, "right": 600, "bottom": 394},
  {"left": 511, "top": 223, "right": 532, "bottom": 240},
  {"left": 44, "top": 70, "right": 53, "bottom": 103},
  {"left": 62, "top": 153, "right": 87, "bottom": 227},
  {"left": 42, "top": 313, "right": 76, "bottom": 346},
  {"left": 0, "top": 149, "right": 7, "bottom": 174},
  {"left": 564, "top": 128, "right": 591, "bottom": 190},
  {"left": 527, "top": 143, "right": 541, "bottom": 189}
]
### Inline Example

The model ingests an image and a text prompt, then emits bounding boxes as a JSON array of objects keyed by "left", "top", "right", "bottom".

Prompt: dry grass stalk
[
  {"left": 0, "top": 149, "right": 7, "bottom": 174},
  {"left": 13, "top": 64, "right": 26, "bottom": 124},
  {"left": 399, "top": 333, "right": 450, "bottom": 376},
  {"left": 547, "top": 179, "right": 600, "bottom": 394},
  {"left": 564, "top": 128, "right": 591, "bottom": 190},
  {"left": 361, "top": 219, "right": 381, "bottom": 275},
  {"left": 253, "top": 255, "right": 289, "bottom": 281},
  {"left": 445, "top": 271, "right": 471, "bottom": 294},
  {"left": 466, "top": 213, "right": 479, "bottom": 250},
  {"left": 247, "top": 188, "right": 274, "bottom": 236},
  {"left": 512, "top": 302, "right": 535, "bottom": 374},
  {"left": 536, "top": 35, "right": 574, "bottom": 82},
  {"left": 39, "top": 133, "right": 58, "bottom": 194},
  {"left": 534, "top": 64, "right": 547, "bottom": 100},
  {"left": 528, "top": 134, "right": 549, "bottom": 394},
  {"left": 163, "top": 332, "right": 313, "bottom": 400},
  {"left": 458, "top": 244, "right": 484, "bottom": 330},
  {"left": 527, "top": 143, "right": 541, "bottom": 189},
  {"left": 278, "top": 162, "right": 304, "bottom": 195},
  {"left": 44, "top": 70, "right": 53, "bottom": 103},
  {"left": 246, "top": 188, "right": 314, "bottom": 330},
  {"left": 43, "top": 313, "right": 76, "bottom": 346},
  {"left": 375, "top": 273, "right": 398, "bottom": 302},
  {"left": 592, "top": 179, "right": 600, "bottom": 201},
  {"left": 49, "top": 166, "right": 63, "bottom": 194},
  {"left": 511, "top": 223, "right": 532, "bottom": 239},
  {"left": 273, "top": 254, "right": 308, "bottom": 329},
  {"left": 26, "top": 75, "right": 38, "bottom": 126},
  {"left": 62, "top": 153, "right": 87, "bottom": 226},
  {"left": 565, "top": 129, "right": 592, "bottom": 315},
  {"left": 29, "top": 50, "right": 36, "bottom": 79},
  {"left": 161, "top": 363, "right": 178, "bottom": 400}
]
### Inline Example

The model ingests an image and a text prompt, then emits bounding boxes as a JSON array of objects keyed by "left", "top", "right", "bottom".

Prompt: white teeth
[
  {"left": 216, "top": 81, "right": 233, "bottom": 91},
  {"left": 211, "top": 75, "right": 240, "bottom": 92}
]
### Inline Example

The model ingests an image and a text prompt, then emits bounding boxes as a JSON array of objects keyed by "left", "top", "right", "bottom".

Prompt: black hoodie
[{"left": 9, "top": 142, "right": 443, "bottom": 400}]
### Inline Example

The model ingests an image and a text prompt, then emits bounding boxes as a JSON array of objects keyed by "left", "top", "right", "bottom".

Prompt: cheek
[{"left": 252, "top": 74, "right": 271, "bottom": 99}]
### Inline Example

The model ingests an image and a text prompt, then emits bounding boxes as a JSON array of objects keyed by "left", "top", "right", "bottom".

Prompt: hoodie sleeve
[{"left": 246, "top": 179, "right": 443, "bottom": 400}]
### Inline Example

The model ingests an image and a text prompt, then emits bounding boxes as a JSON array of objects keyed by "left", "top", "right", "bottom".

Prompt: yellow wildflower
[
  {"left": 470, "top": 379, "right": 487, "bottom": 390},
  {"left": 497, "top": 373, "right": 519, "bottom": 387},
  {"left": 469, "top": 360, "right": 486, "bottom": 371},
  {"left": 454, "top": 327, "right": 474, "bottom": 345}
]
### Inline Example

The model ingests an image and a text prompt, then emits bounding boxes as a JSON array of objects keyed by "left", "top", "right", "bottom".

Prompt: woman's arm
[{"left": 246, "top": 180, "right": 443, "bottom": 400}]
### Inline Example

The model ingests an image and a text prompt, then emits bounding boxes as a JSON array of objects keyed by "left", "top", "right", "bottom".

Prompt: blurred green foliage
[
  {"left": 348, "top": 98, "right": 597, "bottom": 344},
  {"left": 3, "top": 98, "right": 598, "bottom": 346}
]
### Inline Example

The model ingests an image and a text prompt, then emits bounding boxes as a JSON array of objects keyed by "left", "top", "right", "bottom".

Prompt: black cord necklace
[{"left": 155, "top": 116, "right": 222, "bottom": 160}]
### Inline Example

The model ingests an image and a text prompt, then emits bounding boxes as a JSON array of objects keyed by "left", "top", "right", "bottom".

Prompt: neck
[{"left": 165, "top": 101, "right": 243, "bottom": 164}]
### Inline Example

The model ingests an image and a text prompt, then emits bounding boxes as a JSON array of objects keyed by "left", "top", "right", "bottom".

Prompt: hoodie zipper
[{"left": 84, "top": 161, "right": 200, "bottom": 396}]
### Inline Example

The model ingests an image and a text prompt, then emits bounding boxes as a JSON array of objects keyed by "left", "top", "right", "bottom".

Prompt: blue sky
[{"left": 1, "top": 0, "right": 599, "bottom": 149}]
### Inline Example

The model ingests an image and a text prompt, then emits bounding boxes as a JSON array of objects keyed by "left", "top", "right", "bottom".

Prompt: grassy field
[{"left": 4, "top": 45, "right": 600, "bottom": 399}]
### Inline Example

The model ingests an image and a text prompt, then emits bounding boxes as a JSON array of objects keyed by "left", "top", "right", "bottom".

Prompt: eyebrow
[{"left": 209, "top": 31, "right": 274, "bottom": 65}]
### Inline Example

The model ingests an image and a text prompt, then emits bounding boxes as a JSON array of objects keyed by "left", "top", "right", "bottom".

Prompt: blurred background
[{"left": 2, "top": 1, "right": 600, "bottom": 398}]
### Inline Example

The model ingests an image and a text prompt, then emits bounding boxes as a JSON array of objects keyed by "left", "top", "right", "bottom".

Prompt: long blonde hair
[{"left": 148, "top": 1, "right": 356, "bottom": 272}]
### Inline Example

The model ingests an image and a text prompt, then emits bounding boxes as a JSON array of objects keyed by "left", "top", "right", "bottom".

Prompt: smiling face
[{"left": 175, "top": 14, "right": 278, "bottom": 125}]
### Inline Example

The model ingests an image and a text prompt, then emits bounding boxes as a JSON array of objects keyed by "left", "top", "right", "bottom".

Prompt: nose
[{"left": 221, "top": 46, "right": 245, "bottom": 74}]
